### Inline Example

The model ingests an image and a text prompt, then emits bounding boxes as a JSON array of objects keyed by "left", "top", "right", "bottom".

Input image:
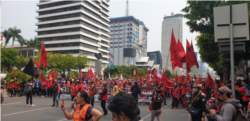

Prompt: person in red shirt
[
  {"left": 179, "top": 83, "right": 187, "bottom": 107},
  {"left": 8, "top": 80, "right": 15, "bottom": 97},
  {"left": 171, "top": 83, "right": 180, "bottom": 109},
  {"left": 160, "top": 84, "right": 167, "bottom": 105},
  {"left": 14, "top": 78, "right": 21, "bottom": 96},
  {"left": 100, "top": 81, "right": 108, "bottom": 115},
  {"left": 70, "top": 81, "right": 77, "bottom": 108},
  {"left": 236, "top": 79, "right": 249, "bottom": 113},
  {"left": 41, "top": 81, "right": 46, "bottom": 97}
]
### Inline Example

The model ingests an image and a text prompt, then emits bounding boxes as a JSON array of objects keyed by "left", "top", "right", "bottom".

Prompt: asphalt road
[{"left": 2, "top": 96, "right": 189, "bottom": 121}]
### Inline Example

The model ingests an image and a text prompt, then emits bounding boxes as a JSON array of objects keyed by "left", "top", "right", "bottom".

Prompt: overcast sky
[{"left": 1, "top": 0, "right": 212, "bottom": 69}]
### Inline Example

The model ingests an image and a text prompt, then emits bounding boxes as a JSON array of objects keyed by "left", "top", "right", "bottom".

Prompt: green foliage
[
  {"left": 182, "top": 1, "right": 250, "bottom": 76},
  {"left": 5, "top": 69, "right": 31, "bottom": 84},
  {"left": 165, "top": 70, "right": 174, "bottom": 79},
  {"left": 1, "top": 48, "right": 20, "bottom": 72},
  {"left": 34, "top": 52, "right": 88, "bottom": 73},
  {"left": 103, "top": 65, "right": 148, "bottom": 79},
  {"left": 16, "top": 56, "right": 29, "bottom": 70},
  {"left": 1, "top": 29, "right": 11, "bottom": 47},
  {"left": 8, "top": 26, "right": 23, "bottom": 48}
]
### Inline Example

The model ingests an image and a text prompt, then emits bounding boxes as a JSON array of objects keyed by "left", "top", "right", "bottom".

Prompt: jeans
[
  {"left": 161, "top": 95, "right": 166, "bottom": 105},
  {"left": 172, "top": 97, "right": 179, "bottom": 108},
  {"left": 36, "top": 88, "right": 40, "bottom": 96},
  {"left": 101, "top": 100, "right": 107, "bottom": 115},
  {"left": 150, "top": 109, "right": 162, "bottom": 121},
  {"left": 166, "top": 91, "right": 169, "bottom": 98},
  {"left": 26, "top": 91, "right": 32, "bottom": 104},
  {"left": 91, "top": 96, "right": 94, "bottom": 107},
  {"left": 45, "top": 87, "right": 48, "bottom": 96},
  {"left": 134, "top": 96, "right": 138, "bottom": 104},
  {"left": 180, "top": 94, "right": 185, "bottom": 104},
  {"left": 52, "top": 93, "right": 59, "bottom": 106}
]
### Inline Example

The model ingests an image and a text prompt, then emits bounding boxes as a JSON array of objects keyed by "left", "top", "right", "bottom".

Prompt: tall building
[
  {"left": 35, "top": 0, "right": 110, "bottom": 71},
  {"left": 147, "top": 50, "right": 162, "bottom": 69},
  {"left": 199, "top": 61, "right": 204, "bottom": 73},
  {"left": 109, "top": 16, "right": 149, "bottom": 66},
  {"left": 161, "top": 13, "right": 183, "bottom": 71}
]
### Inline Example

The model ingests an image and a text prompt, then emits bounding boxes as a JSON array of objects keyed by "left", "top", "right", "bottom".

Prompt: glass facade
[
  {"left": 147, "top": 51, "right": 162, "bottom": 69},
  {"left": 161, "top": 14, "right": 183, "bottom": 70}
]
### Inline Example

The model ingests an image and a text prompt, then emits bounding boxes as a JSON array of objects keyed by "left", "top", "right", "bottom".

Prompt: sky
[{"left": 1, "top": 0, "right": 212, "bottom": 70}]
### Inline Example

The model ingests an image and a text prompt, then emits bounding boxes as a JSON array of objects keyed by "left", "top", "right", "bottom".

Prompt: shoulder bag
[{"left": 188, "top": 92, "right": 201, "bottom": 117}]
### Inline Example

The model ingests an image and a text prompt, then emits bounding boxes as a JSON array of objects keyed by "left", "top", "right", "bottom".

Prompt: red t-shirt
[
  {"left": 240, "top": 86, "right": 249, "bottom": 101},
  {"left": 186, "top": 86, "right": 191, "bottom": 92},
  {"left": 180, "top": 86, "right": 187, "bottom": 94},
  {"left": 172, "top": 88, "right": 180, "bottom": 99}
]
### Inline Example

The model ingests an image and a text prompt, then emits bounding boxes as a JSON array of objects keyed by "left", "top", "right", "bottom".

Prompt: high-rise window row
[{"left": 36, "top": 0, "right": 110, "bottom": 69}]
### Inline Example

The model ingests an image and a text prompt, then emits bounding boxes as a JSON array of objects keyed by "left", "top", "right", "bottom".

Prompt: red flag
[
  {"left": 193, "top": 74, "right": 197, "bottom": 81},
  {"left": 174, "top": 72, "right": 178, "bottom": 82},
  {"left": 179, "top": 75, "right": 184, "bottom": 84},
  {"left": 89, "top": 69, "right": 95, "bottom": 79},
  {"left": 197, "top": 76, "right": 202, "bottom": 84},
  {"left": 146, "top": 70, "right": 150, "bottom": 82},
  {"left": 140, "top": 72, "right": 142, "bottom": 82},
  {"left": 206, "top": 73, "right": 215, "bottom": 87},
  {"left": 40, "top": 44, "right": 47, "bottom": 68},
  {"left": 86, "top": 69, "right": 89, "bottom": 80},
  {"left": 52, "top": 69, "right": 56, "bottom": 79},
  {"left": 35, "top": 60, "right": 41, "bottom": 68},
  {"left": 48, "top": 72, "right": 52, "bottom": 79},
  {"left": 79, "top": 68, "right": 82, "bottom": 78},
  {"left": 187, "top": 74, "right": 191, "bottom": 82},
  {"left": 186, "top": 40, "right": 199, "bottom": 73},
  {"left": 134, "top": 69, "right": 136, "bottom": 76},
  {"left": 40, "top": 71, "right": 46, "bottom": 83},
  {"left": 169, "top": 30, "right": 185, "bottom": 70}
]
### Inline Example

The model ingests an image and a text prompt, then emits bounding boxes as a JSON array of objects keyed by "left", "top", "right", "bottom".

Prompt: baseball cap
[{"left": 218, "top": 86, "right": 232, "bottom": 94}]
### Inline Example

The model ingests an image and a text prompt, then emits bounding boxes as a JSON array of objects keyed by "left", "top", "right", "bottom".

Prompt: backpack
[
  {"left": 23, "top": 84, "right": 30, "bottom": 95},
  {"left": 244, "top": 85, "right": 250, "bottom": 97},
  {"left": 226, "top": 102, "right": 247, "bottom": 121},
  {"left": 154, "top": 95, "right": 162, "bottom": 103}
]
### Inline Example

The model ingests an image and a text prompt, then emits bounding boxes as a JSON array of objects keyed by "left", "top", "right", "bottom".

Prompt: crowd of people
[{"left": 2, "top": 75, "right": 250, "bottom": 121}]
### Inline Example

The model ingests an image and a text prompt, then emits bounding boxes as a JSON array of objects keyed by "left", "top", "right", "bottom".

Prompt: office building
[
  {"left": 35, "top": 0, "right": 110, "bottom": 70},
  {"left": 109, "top": 16, "right": 149, "bottom": 66},
  {"left": 147, "top": 50, "right": 162, "bottom": 69},
  {"left": 161, "top": 13, "right": 183, "bottom": 71}
]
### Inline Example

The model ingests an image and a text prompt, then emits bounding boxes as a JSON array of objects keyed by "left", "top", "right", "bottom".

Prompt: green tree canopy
[{"left": 1, "top": 48, "right": 20, "bottom": 72}]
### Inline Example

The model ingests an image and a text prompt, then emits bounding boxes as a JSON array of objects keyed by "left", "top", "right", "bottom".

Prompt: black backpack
[{"left": 226, "top": 102, "right": 247, "bottom": 121}]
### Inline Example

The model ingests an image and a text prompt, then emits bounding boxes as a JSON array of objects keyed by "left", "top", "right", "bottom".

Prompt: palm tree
[
  {"left": 30, "top": 38, "right": 42, "bottom": 56},
  {"left": 1, "top": 29, "right": 11, "bottom": 47},
  {"left": 18, "top": 38, "right": 26, "bottom": 57},
  {"left": 8, "top": 26, "right": 23, "bottom": 48},
  {"left": 24, "top": 39, "right": 31, "bottom": 59}
]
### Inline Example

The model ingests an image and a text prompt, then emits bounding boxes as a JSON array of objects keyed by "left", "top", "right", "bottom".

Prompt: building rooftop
[
  {"left": 109, "top": 16, "right": 149, "bottom": 31},
  {"left": 164, "top": 13, "right": 182, "bottom": 19},
  {"left": 137, "top": 57, "right": 149, "bottom": 62}
]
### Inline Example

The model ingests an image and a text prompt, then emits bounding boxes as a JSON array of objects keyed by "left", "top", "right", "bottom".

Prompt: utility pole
[{"left": 125, "top": 0, "right": 129, "bottom": 16}]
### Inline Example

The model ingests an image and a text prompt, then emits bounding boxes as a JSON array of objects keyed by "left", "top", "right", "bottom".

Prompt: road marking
[
  {"left": 141, "top": 102, "right": 172, "bottom": 120},
  {"left": 2, "top": 102, "right": 22, "bottom": 105},
  {"left": 2, "top": 107, "right": 52, "bottom": 116},
  {"left": 57, "top": 119, "right": 67, "bottom": 121}
]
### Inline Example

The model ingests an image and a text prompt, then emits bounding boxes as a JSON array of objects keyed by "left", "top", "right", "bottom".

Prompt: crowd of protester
[{"left": 2, "top": 75, "right": 250, "bottom": 121}]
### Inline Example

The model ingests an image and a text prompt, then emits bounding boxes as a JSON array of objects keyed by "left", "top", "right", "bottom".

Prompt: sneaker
[
  {"left": 51, "top": 105, "right": 55, "bottom": 107},
  {"left": 31, "top": 104, "right": 35, "bottom": 106},
  {"left": 41, "top": 96, "right": 45, "bottom": 97},
  {"left": 27, "top": 104, "right": 29, "bottom": 107}
]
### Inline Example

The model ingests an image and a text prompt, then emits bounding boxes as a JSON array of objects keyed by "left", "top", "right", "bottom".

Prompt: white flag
[{"left": 120, "top": 74, "right": 123, "bottom": 80}]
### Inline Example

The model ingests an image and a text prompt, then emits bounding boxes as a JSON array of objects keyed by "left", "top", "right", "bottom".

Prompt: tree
[
  {"left": 64, "top": 54, "right": 76, "bottom": 73},
  {"left": 181, "top": 1, "right": 250, "bottom": 85},
  {"left": 17, "top": 56, "right": 28, "bottom": 70},
  {"left": 1, "top": 29, "right": 11, "bottom": 48},
  {"left": 18, "top": 38, "right": 26, "bottom": 57},
  {"left": 30, "top": 38, "right": 41, "bottom": 56},
  {"left": 1, "top": 48, "right": 20, "bottom": 72},
  {"left": 75, "top": 54, "right": 88, "bottom": 73},
  {"left": 24, "top": 39, "right": 31, "bottom": 59},
  {"left": 8, "top": 26, "right": 23, "bottom": 48}
]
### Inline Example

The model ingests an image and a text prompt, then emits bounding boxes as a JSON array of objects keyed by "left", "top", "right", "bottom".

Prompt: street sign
[
  {"left": 110, "top": 65, "right": 114, "bottom": 70},
  {"left": 214, "top": 3, "right": 249, "bottom": 42},
  {"left": 219, "top": 42, "right": 245, "bottom": 53},
  {"left": 213, "top": 3, "right": 249, "bottom": 99}
]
